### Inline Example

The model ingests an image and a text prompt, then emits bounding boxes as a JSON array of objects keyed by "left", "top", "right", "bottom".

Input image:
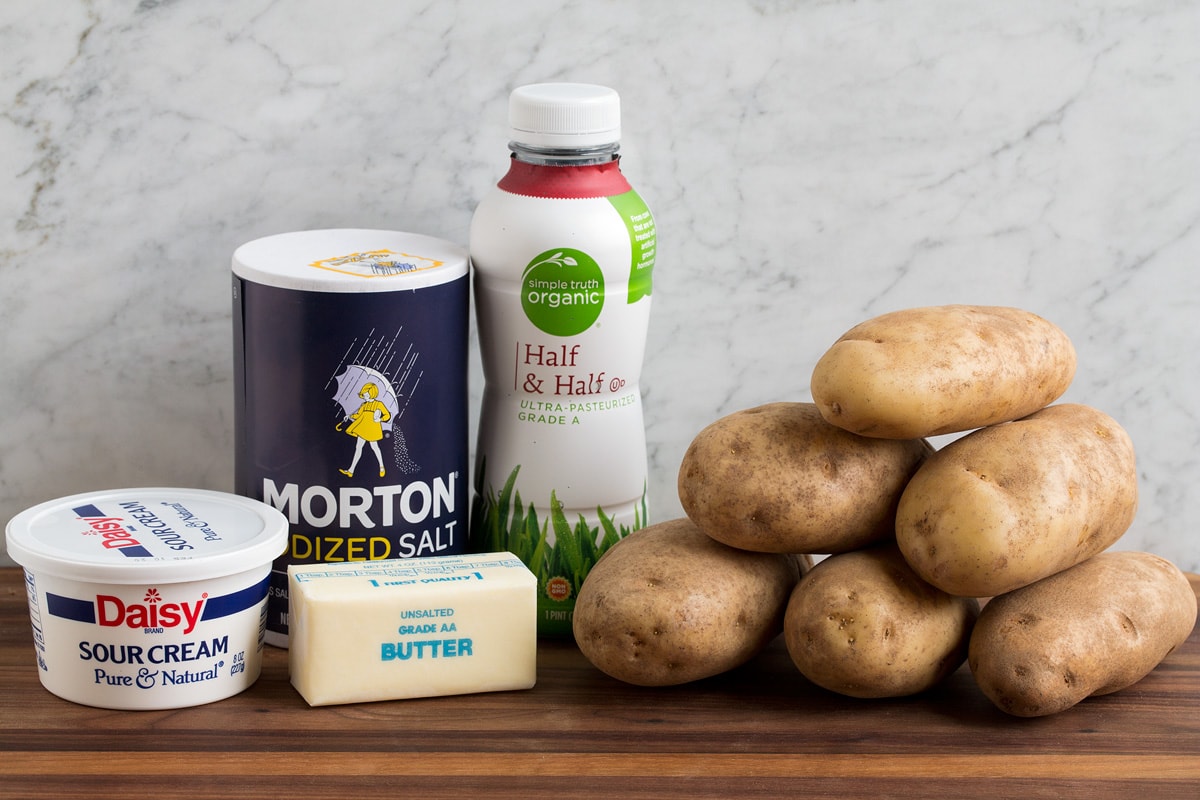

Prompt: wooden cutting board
[{"left": 1, "top": 568, "right": 1197, "bottom": 799}]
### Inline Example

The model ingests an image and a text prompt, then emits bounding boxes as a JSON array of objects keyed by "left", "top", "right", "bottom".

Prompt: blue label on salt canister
[{"left": 231, "top": 230, "right": 469, "bottom": 646}]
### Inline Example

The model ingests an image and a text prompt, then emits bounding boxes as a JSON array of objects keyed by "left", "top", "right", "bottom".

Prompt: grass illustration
[{"left": 470, "top": 461, "right": 647, "bottom": 604}]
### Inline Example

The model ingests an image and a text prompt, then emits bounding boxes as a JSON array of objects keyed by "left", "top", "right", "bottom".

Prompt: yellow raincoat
[{"left": 344, "top": 399, "right": 390, "bottom": 442}]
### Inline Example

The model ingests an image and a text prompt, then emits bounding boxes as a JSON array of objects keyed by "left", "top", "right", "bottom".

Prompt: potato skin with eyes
[
  {"left": 572, "top": 517, "right": 802, "bottom": 687},
  {"left": 895, "top": 403, "right": 1138, "bottom": 597},
  {"left": 968, "top": 551, "right": 1198, "bottom": 717},
  {"left": 811, "top": 305, "right": 1076, "bottom": 439},
  {"left": 784, "top": 545, "right": 979, "bottom": 698},
  {"left": 678, "top": 402, "right": 931, "bottom": 555}
]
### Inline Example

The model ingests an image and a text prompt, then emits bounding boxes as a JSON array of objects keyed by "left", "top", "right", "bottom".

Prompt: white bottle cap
[{"left": 509, "top": 83, "right": 621, "bottom": 149}]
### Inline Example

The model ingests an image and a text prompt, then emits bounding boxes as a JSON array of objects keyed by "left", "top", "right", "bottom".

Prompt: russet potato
[
  {"left": 784, "top": 545, "right": 979, "bottom": 698},
  {"left": 572, "top": 517, "right": 802, "bottom": 686},
  {"left": 968, "top": 551, "right": 1197, "bottom": 717},
  {"left": 678, "top": 402, "right": 930, "bottom": 555},
  {"left": 895, "top": 403, "right": 1138, "bottom": 597},
  {"left": 811, "top": 305, "right": 1076, "bottom": 439}
]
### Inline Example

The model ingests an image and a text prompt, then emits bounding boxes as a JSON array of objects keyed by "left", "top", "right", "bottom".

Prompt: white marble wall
[{"left": 2, "top": 1, "right": 1197, "bottom": 571}]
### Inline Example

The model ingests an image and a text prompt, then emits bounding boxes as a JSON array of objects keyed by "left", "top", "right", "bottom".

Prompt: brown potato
[
  {"left": 895, "top": 403, "right": 1138, "bottom": 597},
  {"left": 784, "top": 545, "right": 979, "bottom": 698},
  {"left": 678, "top": 402, "right": 930, "bottom": 554},
  {"left": 811, "top": 305, "right": 1076, "bottom": 439},
  {"left": 572, "top": 517, "right": 800, "bottom": 686},
  {"left": 968, "top": 551, "right": 1198, "bottom": 717}
]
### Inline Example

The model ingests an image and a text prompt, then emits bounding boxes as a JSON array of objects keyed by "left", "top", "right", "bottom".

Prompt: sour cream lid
[
  {"left": 5, "top": 488, "right": 288, "bottom": 584},
  {"left": 232, "top": 228, "right": 469, "bottom": 293}
]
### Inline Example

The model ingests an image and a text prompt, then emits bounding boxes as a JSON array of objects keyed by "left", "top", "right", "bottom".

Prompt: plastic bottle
[{"left": 469, "top": 83, "right": 657, "bottom": 636}]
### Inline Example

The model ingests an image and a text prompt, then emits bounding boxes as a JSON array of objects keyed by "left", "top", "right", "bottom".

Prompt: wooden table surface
[{"left": 1, "top": 567, "right": 1197, "bottom": 799}]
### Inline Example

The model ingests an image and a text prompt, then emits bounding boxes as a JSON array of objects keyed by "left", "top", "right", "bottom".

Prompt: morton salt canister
[{"left": 232, "top": 229, "right": 469, "bottom": 647}]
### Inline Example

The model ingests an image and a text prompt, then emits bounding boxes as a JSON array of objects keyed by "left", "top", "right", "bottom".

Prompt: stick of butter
[{"left": 287, "top": 552, "right": 537, "bottom": 706}]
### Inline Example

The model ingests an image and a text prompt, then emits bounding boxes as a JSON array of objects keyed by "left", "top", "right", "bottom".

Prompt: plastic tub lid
[{"left": 5, "top": 488, "right": 289, "bottom": 584}]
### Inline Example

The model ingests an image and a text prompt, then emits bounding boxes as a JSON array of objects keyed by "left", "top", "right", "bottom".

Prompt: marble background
[{"left": 2, "top": 1, "right": 1197, "bottom": 572}]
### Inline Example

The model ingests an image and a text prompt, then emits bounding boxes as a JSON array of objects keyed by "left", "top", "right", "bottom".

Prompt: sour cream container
[{"left": 5, "top": 488, "right": 288, "bottom": 710}]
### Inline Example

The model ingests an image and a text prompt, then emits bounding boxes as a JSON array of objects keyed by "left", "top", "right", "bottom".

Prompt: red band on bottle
[{"left": 497, "top": 159, "right": 632, "bottom": 199}]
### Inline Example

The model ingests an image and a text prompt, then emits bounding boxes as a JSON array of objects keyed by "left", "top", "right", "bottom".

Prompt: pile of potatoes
[{"left": 572, "top": 305, "right": 1198, "bottom": 717}]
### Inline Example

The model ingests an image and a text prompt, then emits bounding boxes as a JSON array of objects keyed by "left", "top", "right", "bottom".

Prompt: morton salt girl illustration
[
  {"left": 337, "top": 382, "right": 392, "bottom": 478},
  {"left": 470, "top": 83, "right": 657, "bottom": 635},
  {"left": 232, "top": 230, "right": 469, "bottom": 647}
]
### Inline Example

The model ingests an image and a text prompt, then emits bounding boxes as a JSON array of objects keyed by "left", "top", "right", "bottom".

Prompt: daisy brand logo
[
  {"left": 46, "top": 576, "right": 271, "bottom": 634},
  {"left": 74, "top": 504, "right": 153, "bottom": 558},
  {"left": 97, "top": 588, "right": 208, "bottom": 635}
]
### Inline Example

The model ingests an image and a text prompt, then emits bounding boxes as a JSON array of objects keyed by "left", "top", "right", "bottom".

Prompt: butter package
[{"left": 287, "top": 552, "right": 536, "bottom": 706}]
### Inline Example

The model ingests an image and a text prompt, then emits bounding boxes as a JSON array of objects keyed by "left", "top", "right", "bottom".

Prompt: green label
[
  {"left": 521, "top": 248, "right": 605, "bottom": 336},
  {"left": 608, "top": 190, "right": 656, "bottom": 304},
  {"left": 469, "top": 463, "right": 648, "bottom": 637}
]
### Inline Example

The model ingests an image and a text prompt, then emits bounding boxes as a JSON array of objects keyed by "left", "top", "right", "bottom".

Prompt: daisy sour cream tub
[{"left": 5, "top": 488, "right": 288, "bottom": 710}]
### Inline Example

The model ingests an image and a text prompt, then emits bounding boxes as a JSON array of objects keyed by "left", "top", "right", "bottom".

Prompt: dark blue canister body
[{"left": 232, "top": 229, "right": 469, "bottom": 646}]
